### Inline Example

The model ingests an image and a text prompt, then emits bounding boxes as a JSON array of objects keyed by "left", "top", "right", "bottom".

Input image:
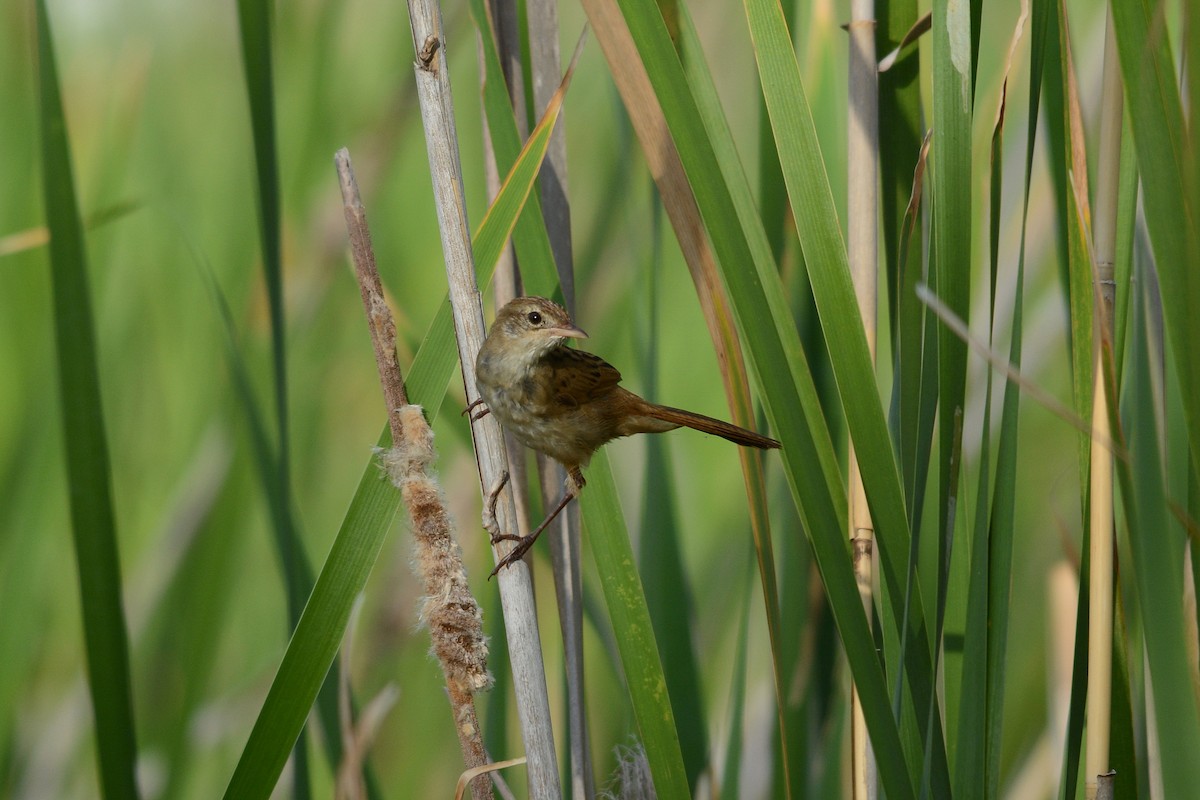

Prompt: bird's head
[{"left": 488, "top": 296, "right": 588, "bottom": 359}]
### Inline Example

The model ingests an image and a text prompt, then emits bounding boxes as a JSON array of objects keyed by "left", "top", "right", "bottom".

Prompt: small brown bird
[{"left": 471, "top": 296, "right": 780, "bottom": 575}]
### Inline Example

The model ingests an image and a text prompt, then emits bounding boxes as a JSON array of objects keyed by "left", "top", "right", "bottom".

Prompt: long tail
[{"left": 646, "top": 403, "right": 781, "bottom": 449}]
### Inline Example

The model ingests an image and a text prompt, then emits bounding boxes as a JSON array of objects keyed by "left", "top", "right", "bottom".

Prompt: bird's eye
[{"left": 527, "top": 311, "right": 542, "bottom": 325}]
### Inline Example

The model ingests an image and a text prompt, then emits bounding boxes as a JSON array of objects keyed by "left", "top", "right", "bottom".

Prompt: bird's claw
[
  {"left": 464, "top": 397, "right": 491, "bottom": 422},
  {"left": 490, "top": 535, "right": 536, "bottom": 579},
  {"left": 481, "top": 470, "right": 510, "bottom": 537}
]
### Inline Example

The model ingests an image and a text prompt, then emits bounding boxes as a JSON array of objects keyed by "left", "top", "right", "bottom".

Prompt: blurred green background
[{"left": 2, "top": 0, "right": 1130, "bottom": 796}]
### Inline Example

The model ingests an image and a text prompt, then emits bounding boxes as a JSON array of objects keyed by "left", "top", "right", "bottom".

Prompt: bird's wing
[{"left": 543, "top": 346, "right": 622, "bottom": 408}]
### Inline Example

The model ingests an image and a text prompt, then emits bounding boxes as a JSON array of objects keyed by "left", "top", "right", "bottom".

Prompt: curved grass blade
[
  {"left": 233, "top": 0, "right": 288, "bottom": 465},
  {"left": 467, "top": 0, "right": 560, "bottom": 300},
  {"left": 35, "top": 3, "right": 140, "bottom": 797},
  {"left": 1110, "top": 0, "right": 1200, "bottom": 475},
  {"left": 221, "top": 71, "right": 569, "bottom": 800},
  {"left": 636, "top": 217, "right": 708, "bottom": 789},
  {"left": 930, "top": 0, "right": 973, "bottom": 622},
  {"left": 580, "top": 451, "right": 689, "bottom": 798},
  {"left": 593, "top": 0, "right": 916, "bottom": 795},
  {"left": 232, "top": 1, "right": 313, "bottom": 793},
  {"left": 579, "top": 10, "right": 781, "bottom": 788},
  {"left": 1112, "top": 268, "right": 1200, "bottom": 799},
  {"left": 720, "top": 562, "right": 754, "bottom": 800},
  {"left": 741, "top": 0, "right": 949, "bottom": 790}
]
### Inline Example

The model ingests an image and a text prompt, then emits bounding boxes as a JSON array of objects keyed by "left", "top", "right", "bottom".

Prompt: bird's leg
[
  {"left": 463, "top": 397, "right": 491, "bottom": 422},
  {"left": 489, "top": 470, "right": 582, "bottom": 578},
  {"left": 481, "top": 470, "right": 510, "bottom": 538}
]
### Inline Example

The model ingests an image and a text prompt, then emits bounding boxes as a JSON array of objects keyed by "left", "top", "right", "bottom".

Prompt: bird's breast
[{"left": 475, "top": 347, "right": 609, "bottom": 467}]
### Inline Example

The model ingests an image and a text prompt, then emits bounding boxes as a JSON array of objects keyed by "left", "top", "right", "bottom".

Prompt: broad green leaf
[
  {"left": 742, "top": 0, "right": 952, "bottom": 790},
  {"left": 1113, "top": 266, "right": 1200, "bottom": 799},
  {"left": 36, "top": 2, "right": 140, "bottom": 797},
  {"left": 1111, "top": 0, "right": 1200, "bottom": 477},
  {"left": 720, "top": 565, "right": 754, "bottom": 800},
  {"left": 598, "top": 0, "right": 918, "bottom": 795},
  {"left": 233, "top": 0, "right": 314, "bottom": 792},
  {"left": 580, "top": 5, "right": 783, "bottom": 790},
  {"left": 880, "top": 0, "right": 930, "bottom": 525},
  {"left": 581, "top": 451, "right": 690, "bottom": 799},
  {"left": 636, "top": 232, "right": 708, "bottom": 790},
  {"left": 467, "top": 0, "right": 561, "bottom": 301},
  {"left": 931, "top": 0, "right": 973, "bottom": 627}
]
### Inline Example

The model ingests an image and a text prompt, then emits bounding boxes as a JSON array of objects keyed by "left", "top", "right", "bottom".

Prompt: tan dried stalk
[
  {"left": 336, "top": 149, "right": 495, "bottom": 800},
  {"left": 847, "top": 0, "right": 879, "bottom": 794},
  {"left": 1084, "top": 13, "right": 1122, "bottom": 800}
]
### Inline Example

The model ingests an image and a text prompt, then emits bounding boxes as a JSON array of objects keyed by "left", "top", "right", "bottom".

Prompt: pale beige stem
[
  {"left": 1084, "top": 12, "right": 1121, "bottom": 799},
  {"left": 847, "top": 0, "right": 879, "bottom": 793},
  {"left": 402, "top": 0, "right": 562, "bottom": 794}
]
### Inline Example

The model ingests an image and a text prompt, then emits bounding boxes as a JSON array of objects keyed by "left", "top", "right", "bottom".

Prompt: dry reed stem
[
  {"left": 402, "top": 0, "right": 562, "bottom": 793},
  {"left": 847, "top": 0, "right": 879, "bottom": 793},
  {"left": 336, "top": 149, "right": 495, "bottom": 800},
  {"left": 1084, "top": 15, "right": 1122, "bottom": 799}
]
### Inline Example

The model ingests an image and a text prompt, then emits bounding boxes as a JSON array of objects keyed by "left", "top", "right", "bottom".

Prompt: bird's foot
[
  {"left": 489, "top": 534, "right": 540, "bottom": 578},
  {"left": 489, "top": 486, "right": 578, "bottom": 578},
  {"left": 464, "top": 397, "right": 491, "bottom": 422},
  {"left": 481, "top": 470, "right": 510, "bottom": 537}
]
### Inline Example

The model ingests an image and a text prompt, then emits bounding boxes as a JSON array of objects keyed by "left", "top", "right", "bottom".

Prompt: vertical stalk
[
  {"left": 524, "top": 0, "right": 594, "bottom": 792},
  {"left": 479, "top": 0, "right": 536, "bottom": 554},
  {"left": 477, "top": 2, "right": 592, "bottom": 792},
  {"left": 847, "top": 0, "right": 879, "bottom": 795},
  {"left": 403, "top": 1, "right": 561, "bottom": 795},
  {"left": 1084, "top": 11, "right": 1121, "bottom": 800}
]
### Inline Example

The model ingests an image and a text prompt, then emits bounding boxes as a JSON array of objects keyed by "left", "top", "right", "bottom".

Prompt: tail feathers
[{"left": 645, "top": 404, "right": 781, "bottom": 449}]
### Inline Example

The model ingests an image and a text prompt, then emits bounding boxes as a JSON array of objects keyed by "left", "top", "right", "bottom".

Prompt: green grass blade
[
  {"left": 1108, "top": 598, "right": 1139, "bottom": 798},
  {"left": 581, "top": 451, "right": 690, "bottom": 798},
  {"left": 665, "top": 17, "right": 833, "bottom": 792},
  {"left": 191, "top": 243, "right": 356, "bottom": 792},
  {"left": 234, "top": 0, "right": 288, "bottom": 458},
  {"left": 634, "top": 202, "right": 709, "bottom": 788},
  {"left": 221, "top": 76, "right": 566, "bottom": 799},
  {"left": 740, "top": 0, "right": 950, "bottom": 789},
  {"left": 35, "top": 3, "right": 140, "bottom": 797},
  {"left": 1057, "top": 538, "right": 1090, "bottom": 800},
  {"left": 931, "top": 0, "right": 973, "bottom": 614},
  {"left": 981, "top": 252, "right": 1023, "bottom": 798},
  {"left": 1110, "top": 0, "right": 1200, "bottom": 476},
  {"left": 602, "top": 0, "right": 916, "bottom": 794},
  {"left": 1113, "top": 270, "right": 1200, "bottom": 799},
  {"left": 467, "top": 0, "right": 560, "bottom": 301},
  {"left": 1049, "top": 0, "right": 1096, "bottom": 505},
  {"left": 232, "top": 1, "right": 311, "bottom": 792},
  {"left": 222, "top": 427, "right": 401, "bottom": 800},
  {"left": 879, "top": 0, "right": 927, "bottom": 516},
  {"left": 636, "top": 265, "right": 709, "bottom": 790},
  {"left": 720, "top": 565, "right": 754, "bottom": 800},
  {"left": 1111, "top": 114, "right": 1137, "bottom": 383},
  {"left": 756, "top": 0, "right": 796, "bottom": 264},
  {"left": 953, "top": 368, "right": 994, "bottom": 800}
]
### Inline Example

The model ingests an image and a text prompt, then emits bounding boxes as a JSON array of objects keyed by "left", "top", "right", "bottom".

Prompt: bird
[{"left": 470, "top": 296, "right": 780, "bottom": 576}]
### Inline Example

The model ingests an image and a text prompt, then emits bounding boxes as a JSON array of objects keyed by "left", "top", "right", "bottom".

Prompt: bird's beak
[{"left": 546, "top": 324, "right": 588, "bottom": 339}]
